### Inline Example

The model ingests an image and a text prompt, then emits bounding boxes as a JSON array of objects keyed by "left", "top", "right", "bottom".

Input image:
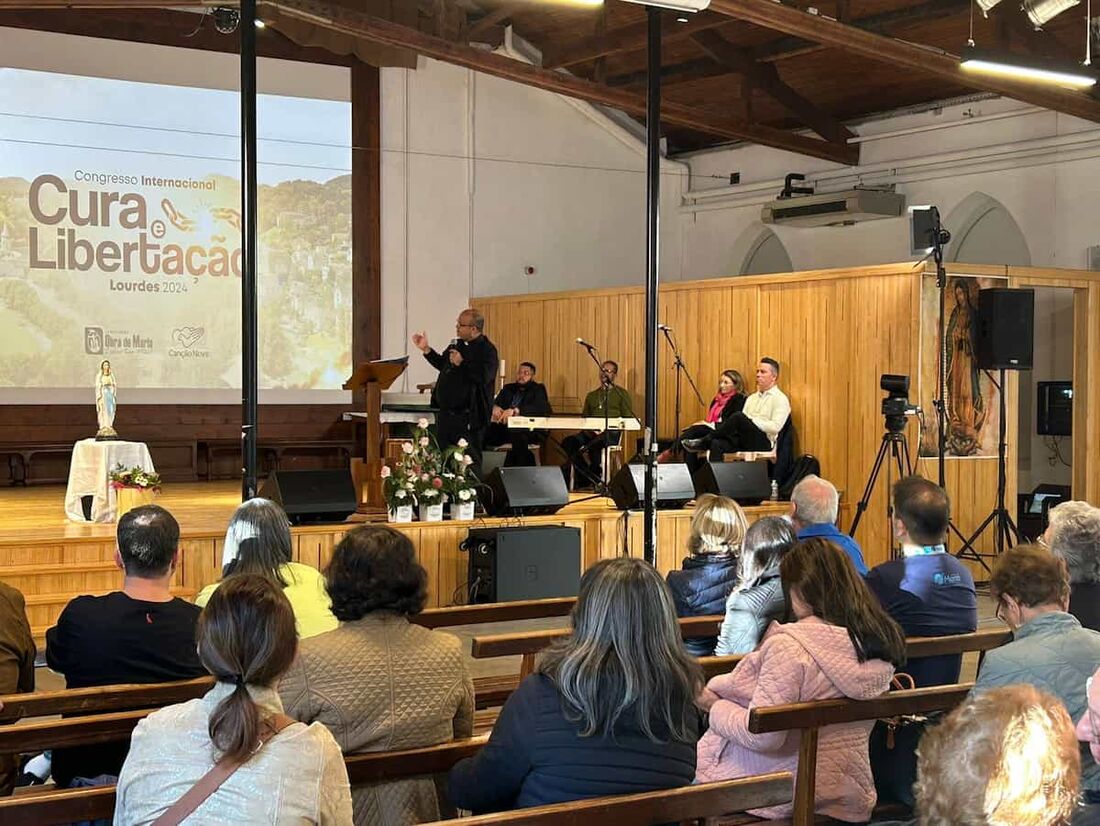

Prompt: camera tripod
[{"left": 848, "top": 425, "right": 913, "bottom": 546}]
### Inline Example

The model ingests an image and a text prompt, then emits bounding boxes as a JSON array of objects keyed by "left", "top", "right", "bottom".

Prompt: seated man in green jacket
[
  {"left": 560, "top": 360, "right": 633, "bottom": 490},
  {"left": 974, "top": 543, "right": 1100, "bottom": 803}
]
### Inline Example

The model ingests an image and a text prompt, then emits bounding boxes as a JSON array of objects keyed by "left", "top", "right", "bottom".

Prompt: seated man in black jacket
[
  {"left": 483, "top": 361, "right": 552, "bottom": 467},
  {"left": 413, "top": 308, "right": 499, "bottom": 472}
]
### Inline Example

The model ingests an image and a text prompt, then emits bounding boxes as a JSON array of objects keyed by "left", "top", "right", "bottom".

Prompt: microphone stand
[
  {"left": 572, "top": 343, "right": 611, "bottom": 494},
  {"left": 660, "top": 327, "right": 705, "bottom": 447}
]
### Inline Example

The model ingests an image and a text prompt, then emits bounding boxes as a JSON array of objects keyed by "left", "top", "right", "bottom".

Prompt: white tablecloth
[{"left": 64, "top": 439, "right": 155, "bottom": 523}]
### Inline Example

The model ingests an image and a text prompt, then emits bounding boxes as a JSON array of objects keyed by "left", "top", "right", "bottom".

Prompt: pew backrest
[
  {"left": 415, "top": 597, "right": 575, "bottom": 629},
  {"left": 745, "top": 682, "right": 974, "bottom": 826},
  {"left": 421, "top": 772, "right": 794, "bottom": 826}
]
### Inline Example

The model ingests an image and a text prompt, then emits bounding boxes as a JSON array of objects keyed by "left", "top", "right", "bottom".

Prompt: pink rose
[
  {"left": 457, "top": 438, "right": 469, "bottom": 448},
  {"left": 418, "top": 417, "right": 430, "bottom": 429},
  {"left": 432, "top": 477, "right": 443, "bottom": 489},
  {"left": 462, "top": 455, "right": 473, "bottom": 466},
  {"left": 419, "top": 436, "right": 430, "bottom": 447},
  {"left": 401, "top": 442, "right": 414, "bottom": 454},
  {"left": 380, "top": 465, "right": 391, "bottom": 478}
]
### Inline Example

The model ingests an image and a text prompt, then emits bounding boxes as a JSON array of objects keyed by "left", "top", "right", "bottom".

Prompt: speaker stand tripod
[
  {"left": 953, "top": 368, "right": 1017, "bottom": 571},
  {"left": 848, "top": 428, "right": 913, "bottom": 550}
]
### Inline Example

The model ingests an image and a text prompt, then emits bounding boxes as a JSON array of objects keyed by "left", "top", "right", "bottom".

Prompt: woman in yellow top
[{"left": 195, "top": 498, "right": 338, "bottom": 639}]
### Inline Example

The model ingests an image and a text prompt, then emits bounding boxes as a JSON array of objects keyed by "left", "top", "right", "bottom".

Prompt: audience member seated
[
  {"left": 866, "top": 476, "right": 977, "bottom": 687},
  {"left": 682, "top": 358, "right": 790, "bottom": 463},
  {"left": 483, "top": 361, "right": 552, "bottom": 467},
  {"left": 663, "top": 370, "right": 746, "bottom": 475},
  {"left": 0, "top": 580, "right": 34, "bottom": 796},
  {"left": 280, "top": 526, "right": 474, "bottom": 825},
  {"left": 666, "top": 494, "right": 747, "bottom": 656},
  {"left": 696, "top": 538, "right": 904, "bottom": 823},
  {"left": 45, "top": 505, "right": 206, "bottom": 789},
  {"left": 448, "top": 557, "right": 702, "bottom": 813},
  {"left": 865, "top": 476, "right": 977, "bottom": 807},
  {"left": 903, "top": 685, "right": 1081, "bottom": 826},
  {"left": 790, "top": 474, "right": 868, "bottom": 574},
  {"left": 196, "top": 497, "right": 338, "bottom": 639},
  {"left": 1046, "top": 500, "right": 1100, "bottom": 633},
  {"left": 974, "top": 544, "right": 1100, "bottom": 802},
  {"left": 714, "top": 516, "right": 797, "bottom": 656},
  {"left": 114, "top": 575, "right": 352, "bottom": 824}
]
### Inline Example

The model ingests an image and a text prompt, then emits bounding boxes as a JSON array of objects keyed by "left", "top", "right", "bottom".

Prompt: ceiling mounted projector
[{"left": 619, "top": 0, "right": 712, "bottom": 11}]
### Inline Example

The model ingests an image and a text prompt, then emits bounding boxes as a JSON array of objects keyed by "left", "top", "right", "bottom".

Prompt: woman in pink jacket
[{"left": 695, "top": 538, "right": 906, "bottom": 822}]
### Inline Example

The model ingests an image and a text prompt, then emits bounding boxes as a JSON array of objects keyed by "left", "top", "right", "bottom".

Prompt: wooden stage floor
[{"left": 1, "top": 480, "right": 794, "bottom": 643}]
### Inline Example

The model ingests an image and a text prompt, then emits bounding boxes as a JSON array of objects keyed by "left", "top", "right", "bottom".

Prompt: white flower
[
  {"left": 404, "top": 482, "right": 414, "bottom": 490},
  {"left": 419, "top": 436, "right": 430, "bottom": 447},
  {"left": 380, "top": 465, "right": 391, "bottom": 479},
  {"left": 420, "top": 473, "right": 430, "bottom": 482},
  {"left": 422, "top": 489, "right": 438, "bottom": 498},
  {"left": 458, "top": 489, "right": 472, "bottom": 501},
  {"left": 457, "top": 438, "right": 469, "bottom": 448},
  {"left": 395, "top": 489, "right": 407, "bottom": 499},
  {"left": 418, "top": 417, "right": 429, "bottom": 429},
  {"left": 401, "top": 442, "right": 414, "bottom": 454},
  {"left": 462, "top": 455, "right": 473, "bottom": 465},
  {"left": 454, "top": 449, "right": 465, "bottom": 460},
  {"left": 443, "top": 472, "right": 456, "bottom": 479}
]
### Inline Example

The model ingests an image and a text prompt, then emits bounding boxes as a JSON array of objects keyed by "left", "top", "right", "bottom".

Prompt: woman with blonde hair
[
  {"left": 915, "top": 684, "right": 1079, "bottom": 825},
  {"left": 666, "top": 493, "right": 747, "bottom": 655},
  {"left": 697, "top": 538, "right": 905, "bottom": 822},
  {"left": 448, "top": 557, "right": 702, "bottom": 813},
  {"left": 114, "top": 575, "right": 352, "bottom": 824}
]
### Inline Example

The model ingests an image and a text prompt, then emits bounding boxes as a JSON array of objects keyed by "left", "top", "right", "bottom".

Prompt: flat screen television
[{"left": 1037, "top": 381, "right": 1072, "bottom": 436}]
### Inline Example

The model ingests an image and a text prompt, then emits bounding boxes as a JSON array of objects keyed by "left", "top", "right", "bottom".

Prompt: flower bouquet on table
[
  {"left": 381, "top": 418, "right": 445, "bottom": 523},
  {"left": 108, "top": 463, "right": 162, "bottom": 521},
  {"left": 442, "top": 438, "right": 479, "bottom": 521}
]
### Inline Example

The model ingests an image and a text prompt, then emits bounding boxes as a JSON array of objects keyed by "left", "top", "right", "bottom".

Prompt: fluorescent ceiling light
[
  {"left": 619, "top": 0, "right": 712, "bottom": 11},
  {"left": 1022, "top": 0, "right": 1080, "bottom": 27},
  {"left": 975, "top": 0, "right": 1005, "bottom": 15},
  {"left": 960, "top": 46, "right": 1097, "bottom": 87}
]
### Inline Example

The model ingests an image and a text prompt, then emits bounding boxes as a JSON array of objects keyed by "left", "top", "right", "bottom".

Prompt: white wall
[{"left": 379, "top": 56, "right": 687, "bottom": 389}]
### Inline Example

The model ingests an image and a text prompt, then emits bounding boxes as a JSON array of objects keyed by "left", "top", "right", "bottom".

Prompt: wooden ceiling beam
[
  {"left": 261, "top": 0, "right": 858, "bottom": 164},
  {"left": 691, "top": 29, "right": 853, "bottom": 144},
  {"left": 709, "top": 0, "right": 1100, "bottom": 123},
  {"left": 542, "top": 11, "right": 729, "bottom": 71},
  {"left": 609, "top": 0, "right": 970, "bottom": 88},
  {"left": 461, "top": 3, "right": 516, "bottom": 43}
]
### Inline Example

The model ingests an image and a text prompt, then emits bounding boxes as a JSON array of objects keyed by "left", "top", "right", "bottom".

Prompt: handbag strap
[{"left": 152, "top": 713, "right": 297, "bottom": 826}]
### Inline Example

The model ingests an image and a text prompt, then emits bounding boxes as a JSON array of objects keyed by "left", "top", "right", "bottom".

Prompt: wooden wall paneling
[
  {"left": 178, "top": 537, "right": 219, "bottom": 598},
  {"left": 1073, "top": 285, "right": 1100, "bottom": 500}
]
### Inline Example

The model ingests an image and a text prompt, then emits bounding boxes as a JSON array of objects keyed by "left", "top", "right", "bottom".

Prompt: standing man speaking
[{"left": 413, "top": 308, "right": 499, "bottom": 474}]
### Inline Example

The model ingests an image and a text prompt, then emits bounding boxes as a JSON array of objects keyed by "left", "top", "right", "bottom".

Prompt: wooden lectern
[{"left": 344, "top": 358, "right": 407, "bottom": 513}]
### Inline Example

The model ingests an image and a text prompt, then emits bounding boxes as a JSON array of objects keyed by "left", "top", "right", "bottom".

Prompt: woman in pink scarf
[{"left": 663, "top": 370, "right": 745, "bottom": 472}]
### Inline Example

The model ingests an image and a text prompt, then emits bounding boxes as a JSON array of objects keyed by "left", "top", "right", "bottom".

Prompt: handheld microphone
[{"left": 575, "top": 338, "right": 596, "bottom": 351}]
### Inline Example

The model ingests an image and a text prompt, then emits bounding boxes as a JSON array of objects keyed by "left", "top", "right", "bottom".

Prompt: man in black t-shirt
[{"left": 46, "top": 504, "right": 206, "bottom": 787}]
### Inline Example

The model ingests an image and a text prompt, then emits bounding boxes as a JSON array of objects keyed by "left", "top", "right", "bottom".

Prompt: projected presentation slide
[{"left": 0, "top": 67, "right": 352, "bottom": 391}]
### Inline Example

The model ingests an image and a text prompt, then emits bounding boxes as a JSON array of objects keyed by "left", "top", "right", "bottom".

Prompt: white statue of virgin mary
[{"left": 95, "top": 360, "right": 119, "bottom": 440}]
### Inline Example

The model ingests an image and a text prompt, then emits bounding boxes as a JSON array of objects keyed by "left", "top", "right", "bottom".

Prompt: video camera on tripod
[{"left": 880, "top": 374, "right": 920, "bottom": 434}]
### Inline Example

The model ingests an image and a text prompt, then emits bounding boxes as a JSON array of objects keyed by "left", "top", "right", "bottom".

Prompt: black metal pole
[
  {"left": 240, "top": 0, "right": 259, "bottom": 500},
  {"left": 642, "top": 7, "right": 661, "bottom": 565}
]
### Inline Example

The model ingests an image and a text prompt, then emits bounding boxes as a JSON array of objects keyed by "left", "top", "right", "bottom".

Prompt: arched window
[
  {"left": 942, "top": 193, "right": 1031, "bottom": 266},
  {"left": 731, "top": 225, "right": 793, "bottom": 276}
]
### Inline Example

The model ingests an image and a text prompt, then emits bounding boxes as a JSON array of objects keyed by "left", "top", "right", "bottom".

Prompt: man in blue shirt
[
  {"left": 865, "top": 476, "right": 978, "bottom": 687},
  {"left": 790, "top": 475, "right": 868, "bottom": 574}
]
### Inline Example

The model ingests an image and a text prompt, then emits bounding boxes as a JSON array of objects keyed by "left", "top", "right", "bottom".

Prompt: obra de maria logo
[
  {"left": 170, "top": 326, "right": 210, "bottom": 359},
  {"left": 84, "top": 326, "right": 153, "bottom": 355}
]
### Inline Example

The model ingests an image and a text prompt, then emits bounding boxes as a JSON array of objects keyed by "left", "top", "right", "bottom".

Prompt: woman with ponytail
[{"left": 114, "top": 575, "right": 352, "bottom": 824}]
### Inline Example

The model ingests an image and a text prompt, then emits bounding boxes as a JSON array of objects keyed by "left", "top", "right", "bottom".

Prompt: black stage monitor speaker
[
  {"left": 608, "top": 463, "right": 695, "bottom": 510},
  {"left": 692, "top": 461, "right": 771, "bottom": 505},
  {"left": 464, "top": 525, "right": 581, "bottom": 603},
  {"left": 481, "top": 467, "right": 569, "bottom": 516},
  {"left": 258, "top": 469, "right": 357, "bottom": 524},
  {"left": 976, "top": 288, "right": 1034, "bottom": 370}
]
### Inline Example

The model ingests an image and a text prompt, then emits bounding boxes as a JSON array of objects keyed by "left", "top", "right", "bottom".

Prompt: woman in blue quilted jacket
[{"left": 666, "top": 494, "right": 747, "bottom": 656}]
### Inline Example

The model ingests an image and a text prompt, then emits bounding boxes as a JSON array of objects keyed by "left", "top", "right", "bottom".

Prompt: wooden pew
[
  {"left": 0, "top": 734, "right": 491, "bottom": 826},
  {"left": 747, "top": 683, "right": 975, "bottom": 826},
  {"left": 0, "top": 598, "right": 577, "bottom": 727},
  {"left": 422, "top": 773, "right": 794, "bottom": 826}
]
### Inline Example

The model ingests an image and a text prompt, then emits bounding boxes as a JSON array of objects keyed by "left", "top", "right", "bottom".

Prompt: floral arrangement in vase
[
  {"left": 381, "top": 418, "right": 446, "bottom": 522},
  {"left": 442, "top": 438, "right": 478, "bottom": 520},
  {"left": 108, "top": 463, "right": 162, "bottom": 492}
]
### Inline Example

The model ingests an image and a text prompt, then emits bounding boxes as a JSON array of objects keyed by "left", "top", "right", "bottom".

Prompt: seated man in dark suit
[
  {"left": 483, "top": 361, "right": 552, "bottom": 467},
  {"left": 45, "top": 505, "right": 207, "bottom": 788}
]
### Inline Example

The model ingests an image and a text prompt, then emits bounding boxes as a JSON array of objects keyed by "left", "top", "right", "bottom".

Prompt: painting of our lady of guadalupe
[{"left": 919, "top": 275, "right": 1000, "bottom": 457}]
